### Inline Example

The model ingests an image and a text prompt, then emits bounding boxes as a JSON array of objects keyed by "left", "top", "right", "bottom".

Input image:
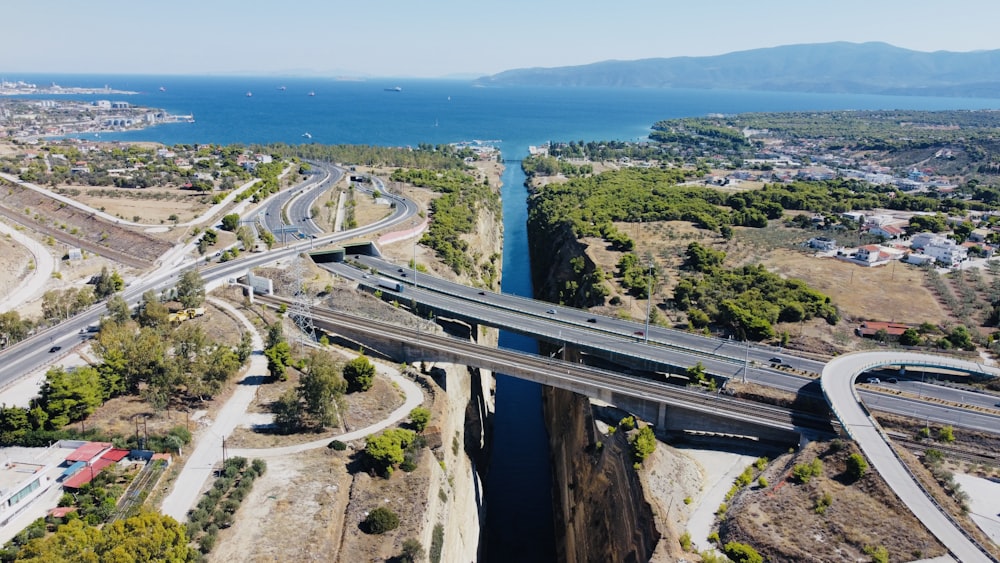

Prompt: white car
[{"left": 866, "top": 377, "right": 880, "bottom": 384}]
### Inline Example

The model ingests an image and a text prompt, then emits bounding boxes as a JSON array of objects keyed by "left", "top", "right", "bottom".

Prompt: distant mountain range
[{"left": 475, "top": 42, "right": 1000, "bottom": 97}]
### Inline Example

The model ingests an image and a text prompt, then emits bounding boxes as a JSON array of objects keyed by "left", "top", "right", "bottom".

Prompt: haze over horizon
[{"left": 3, "top": 0, "right": 999, "bottom": 79}]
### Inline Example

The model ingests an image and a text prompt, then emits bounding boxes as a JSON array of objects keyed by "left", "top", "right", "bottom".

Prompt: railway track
[{"left": 108, "top": 459, "right": 168, "bottom": 523}]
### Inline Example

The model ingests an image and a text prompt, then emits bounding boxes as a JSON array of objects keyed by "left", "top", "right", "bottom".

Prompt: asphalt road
[
  {"left": 329, "top": 255, "right": 1000, "bottom": 434},
  {"left": 824, "top": 352, "right": 997, "bottom": 563},
  {"left": 0, "top": 173, "right": 418, "bottom": 387}
]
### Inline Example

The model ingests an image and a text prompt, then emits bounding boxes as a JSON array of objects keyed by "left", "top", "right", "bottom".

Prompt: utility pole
[
  {"left": 742, "top": 339, "right": 750, "bottom": 384},
  {"left": 644, "top": 260, "right": 653, "bottom": 344}
]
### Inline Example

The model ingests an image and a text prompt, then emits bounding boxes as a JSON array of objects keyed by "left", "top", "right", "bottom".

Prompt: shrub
[
  {"left": 707, "top": 531, "right": 720, "bottom": 545},
  {"left": 363, "top": 506, "right": 400, "bottom": 534},
  {"left": 430, "top": 523, "right": 444, "bottom": 563},
  {"left": 679, "top": 531, "right": 692, "bottom": 551},
  {"left": 629, "top": 426, "right": 657, "bottom": 463},
  {"left": 724, "top": 541, "right": 764, "bottom": 563},
  {"left": 937, "top": 425, "right": 955, "bottom": 443},
  {"left": 328, "top": 440, "right": 347, "bottom": 451},
  {"left": 409, "top": 407, "right": 431, "bottom": 432},
  {"left": 864, "top": 544, "right": 889, "bottom": 563},
  {"left": 792, "top": 457, "right": 824, "bottom": 484},
  {"left": 814, "top": 491, "right": 832, "bottom": 514},
  {"left": 399, "top": 538, "right": 426, "bottom": 563},
  {"left": 757, "top": 476, "right": 768, "bottom": 488},
  {"left": 683, "top": 496, "right": 692, "bottom": 505},
  {"left": 618, "top": 416, "right": 636, "bottom": 430},
  {"left": 846, "top": 453, "right": 869, "bottom": 481}
]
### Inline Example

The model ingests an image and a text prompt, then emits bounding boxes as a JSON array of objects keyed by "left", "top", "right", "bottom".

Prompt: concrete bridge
[{"left": 269, "top": 296, "right": 832, "bottom": 446}]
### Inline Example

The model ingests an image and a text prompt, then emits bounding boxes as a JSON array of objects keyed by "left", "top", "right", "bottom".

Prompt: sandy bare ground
[{"left": 57, "top": 184, "right": 214, "bottom": 225}]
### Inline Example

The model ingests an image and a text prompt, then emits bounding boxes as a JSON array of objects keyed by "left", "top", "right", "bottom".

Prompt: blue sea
[{"left": 12, "top": 74, "right": 1000, "bottom": 561}]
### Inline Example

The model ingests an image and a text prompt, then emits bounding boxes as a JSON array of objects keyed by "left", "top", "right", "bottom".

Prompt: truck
[{"left": 377, "top": 277, "right": 404, "bottom": 293}]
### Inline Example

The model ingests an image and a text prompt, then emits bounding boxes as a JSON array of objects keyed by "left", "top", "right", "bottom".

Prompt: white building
[{"left": 924, "top": 238, "right": 968, "bottom": 266}]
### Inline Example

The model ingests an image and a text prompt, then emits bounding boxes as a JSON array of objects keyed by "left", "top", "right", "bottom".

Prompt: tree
[
  {"left": 363, "top": 506, "right": 400, "bottom": 534},
  {"left": 105, "top": 294, "right": 131, "bottom": 325},
  {"left": 846, "top": 452, "right": 869, "bottom": 481},
  {"left": 16, "top": 511, "right": 194, "bottom": 562},
  {"left": 221, "top": 213, "right": 240, "bottom": 231},
  {"left": 36, "top": 366, "right": 103, "bottom": 429},
  {"left": 629, "top": 426, "right": 657, "bottom": 463},
  {"left": 93, "top": 266, "right": 125, "bottom": 300},
  {"left": 175, "top": 270, "right": 205, "bottom": 308},
  {"left": 947, "top": 325, "right": 974, "bottom": 351},
  {"left": 409, "top": 407, "right": 431, "bottom": 432},
  {"left": 343, "top": 354, "right": 376, "bottom": 393},
  {"left": 297, "top": 351, "right": 346, "bottom": 428},
  {"left": 899, "top": 327, "right": 921, "bottom": 346},
  {"left": 235, "top": 225, "right": 254, "bottom": 251},
  {"left": 272, "top": 389, "right": 302, "bottom": 433},
  {"left": 685, "top": 362, "right": 707, "bottom": 384},
  {"left": 236, "top": 330, "right": 254, "bottom": 363},
  {"left": 264, "top": 342, "right": 291, "bottom": 380},
  {"left": 365, "top": 428, "right": 416, "bottom": 476},
  {"left": 137, "top": 290, "right": 169, "bottom": 329},
  {"left": 399, "top": 538, "right": 426, "bottom": 563}
]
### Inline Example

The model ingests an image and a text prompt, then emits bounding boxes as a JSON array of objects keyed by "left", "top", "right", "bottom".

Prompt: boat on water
[
  {"left": 159, "top": 86, "right": 166, "bottom": 92},
  {"left": 246, "top": 91, "right": 252, "bottom": 97},
  {"left": 308, "top": 91, "right": 315, "bottom": 96},
  {"left": 302, "top": 132, "right": 312, "bottom": 139},
  {"left": 385, "top": 86, "right": 402, "bottom": 92},
  {"left": 278, "top": 85, "right": 286, "bottom": 91}
]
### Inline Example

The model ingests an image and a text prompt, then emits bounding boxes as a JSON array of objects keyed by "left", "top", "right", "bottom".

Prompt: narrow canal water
[{"left": 483, "top": 148, "right": 557, "bottom": 562}]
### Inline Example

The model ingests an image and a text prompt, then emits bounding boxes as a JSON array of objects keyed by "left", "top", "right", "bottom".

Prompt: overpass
[
  {"left": 262, "top": 295, "right": 831, "bottom": 445},
  {"left": 823, "top": 352, "right": 999, "bottom": 563}
]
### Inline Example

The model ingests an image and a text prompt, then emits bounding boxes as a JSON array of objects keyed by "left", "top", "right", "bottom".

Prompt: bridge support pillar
[{"left": 657, "top": 402, "right": 667, "bottom": 429}]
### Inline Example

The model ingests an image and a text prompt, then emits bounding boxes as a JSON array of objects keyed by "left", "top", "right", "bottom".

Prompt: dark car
[
  {"left": 886, "top": 377, "right": 898, "bottom": 384},
  {"left": 768, "top": 357, "right": 783, "bottom": 364},
  {"left": 49, "top": 346, "right": 61, "bottom": 353},
  {"left": 634, "top": 331, "right": 644, "bottom": 337},
  {"left": 586, "top": 318, "right": 597, "bottom": 323},
  {"left": 397, "top": 268, "right": 403, "bottom": 272},
  {"left": 478, "top": 291, "right": 486, "bottom": 296}
]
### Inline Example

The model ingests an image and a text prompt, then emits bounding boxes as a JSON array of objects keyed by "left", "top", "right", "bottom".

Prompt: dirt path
[
  {"left": 0, "top": 218, "right": 54, "bottom": 312},
  {"left": 160, "top": 297, "right": 424, "bottom": 522}
]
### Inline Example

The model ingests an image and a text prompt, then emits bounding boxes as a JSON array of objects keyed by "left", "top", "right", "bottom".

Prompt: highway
[
  {"left": 824, "top": 352, "right": 998, "bottom": 563},
  {"left": 321, "top": 257, "right": 1000, "bottom": 434},
  {"left": 0, "top": 170, "right": 418, "bottom": 387},
  {"left": 256, "top": 161, "right": 342, "bottom": 239}
]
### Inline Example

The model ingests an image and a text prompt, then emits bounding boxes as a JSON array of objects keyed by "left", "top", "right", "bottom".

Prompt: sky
[{"left": 3, "top": 0, "right": 999, "bottom": 78}]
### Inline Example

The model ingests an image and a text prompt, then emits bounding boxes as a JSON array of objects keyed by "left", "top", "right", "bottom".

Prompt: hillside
[{"left": 475, "top": 42, "right": 1000, "bottom": 97}]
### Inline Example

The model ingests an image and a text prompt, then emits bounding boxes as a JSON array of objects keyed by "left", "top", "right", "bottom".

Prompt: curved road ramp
[{"left": 822, "top": 351, "right": 999, "bottom": 563}]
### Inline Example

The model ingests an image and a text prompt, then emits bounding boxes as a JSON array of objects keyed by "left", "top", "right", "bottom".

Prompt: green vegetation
[
  {"left": 674, "top": 243, "right": 838, "bottom": 340},
  {"left": 343, "top": 354, "right": 375, "bottom": 393},
  {"left": 723, "top": 541, "right": 764, "bottom": 563},
  {"left": 187, "top": 457, "right": 265, "bottom": 554},
  {"left": 864, "top": 544, "right": 890, "bottom": 563},
  {"left": 846, "top": 453, "right": 869, "bottom": 481},
  {"left": 629, "top": 426, "right": 657, "bottom": 463},
  {"left": 409, "top": 407, "right": 431, "bottom": 432},
  {"left": 362, "top": 506, "right": 400, "bottom": 534},
  {"left": 814, "top": 491, "right": 833, "bottom": 514},
  {"left": 429, "top": 523, "right": 445, "bottom": 563},
  {"left": 365, "top": 428, "right": 418, "bottom": 477},
  {"left": 7, "top": 511, "right": 195, "bottom": 562},
  {"left": 792, "top": 458, "right": 824, "bottom": 484},
  {"left": 399, "top": 538, "right": 426, "bottom": 563}
]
